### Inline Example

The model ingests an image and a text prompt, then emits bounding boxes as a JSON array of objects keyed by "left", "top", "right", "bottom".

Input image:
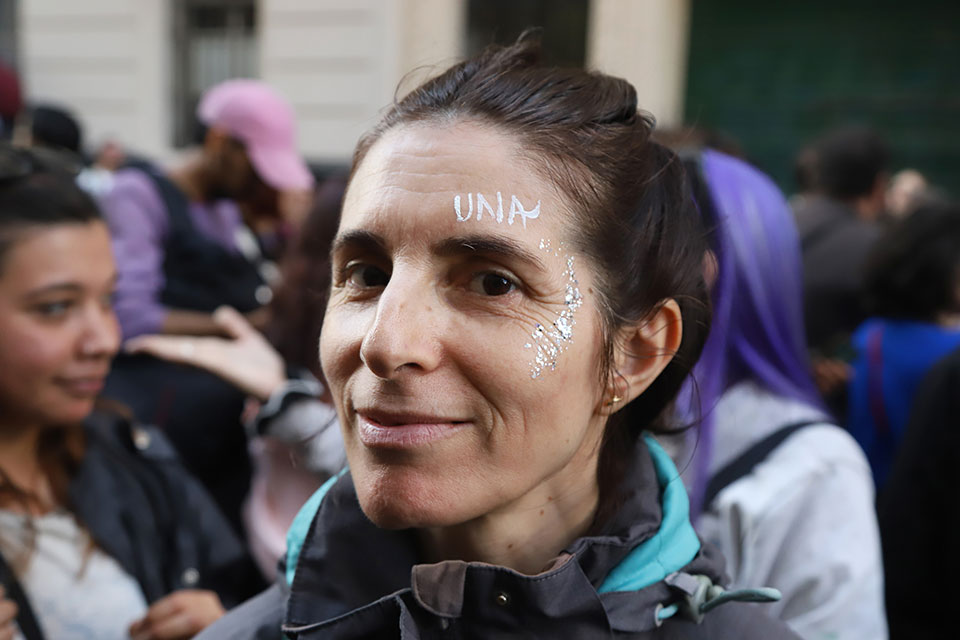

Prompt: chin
[
  {"left": 47, "top": 400, "right": 96, "bottom": 426},
  {"left": 354, "top": 465, "right": 477, "bottom": 530}
]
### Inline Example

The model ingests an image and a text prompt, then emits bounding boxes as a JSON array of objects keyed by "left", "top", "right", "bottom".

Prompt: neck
[
  {"left": 850, "top": 188, "right": 885, "bottom": 222},
  {"left": 417, "top": 444, "right": 600, "bottom": 575},
  {"left": 168, "top": 153, "right": 211, "bottom": 203}
]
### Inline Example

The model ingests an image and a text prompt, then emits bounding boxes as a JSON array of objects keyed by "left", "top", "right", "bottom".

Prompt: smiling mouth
[
  {"left": 356, "top": 411, "right": 470, "bottom": 448},
  {"left": 57, "top": 376, "right": 107, "bottom": 397}
]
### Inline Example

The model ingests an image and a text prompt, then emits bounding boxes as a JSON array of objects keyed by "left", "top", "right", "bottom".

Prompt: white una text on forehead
[{"left": 454, "top": 191, "right": 541, "bottom": 228}]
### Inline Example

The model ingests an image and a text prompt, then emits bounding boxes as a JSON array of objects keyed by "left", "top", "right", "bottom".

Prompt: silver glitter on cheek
[{"left": 525, "top": 248, "right": 583, "bottom": 379}]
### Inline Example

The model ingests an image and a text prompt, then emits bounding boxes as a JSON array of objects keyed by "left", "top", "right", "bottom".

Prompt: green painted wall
[{"left": 684, "top": 0, "right": 960, "bottom": 194}]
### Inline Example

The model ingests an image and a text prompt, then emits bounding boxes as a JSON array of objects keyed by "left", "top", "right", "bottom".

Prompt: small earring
[{"left": 606, "top": 394, "right": 622, "bottom": 406}]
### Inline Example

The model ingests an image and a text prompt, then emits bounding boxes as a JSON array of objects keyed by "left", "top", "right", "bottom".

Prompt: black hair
[
  {"left": 0, "top": 144, "right": 102, "bottom": 272},
  {"left": 27, "top": 104, "right": 84, "bottom": 154},
  {"left": 814, "top": 125, "right": 888, "bottom": 201},
  {"left": 863, "top": 202, "right": 960, "bottom": 322}
]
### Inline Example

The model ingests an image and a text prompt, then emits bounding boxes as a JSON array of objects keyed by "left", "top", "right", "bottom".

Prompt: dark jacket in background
[
  {"left": 878, "top": 346, "right": 960, "bottom": 639},
  {"left": 794, "top": 195, "right": 882, "bottom": 354},
  {"left": 71, "top": 411, "right": 264, "bottom": 606},
  {"left": 102, "top": 166, "right": 267, "bottom": 536},
  {"left": 199, "top": 437, "right": 800, "bottom": 639}
]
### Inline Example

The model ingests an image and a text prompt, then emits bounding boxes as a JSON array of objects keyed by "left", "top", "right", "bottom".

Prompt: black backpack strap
[
  {"left": 866, "top": 325, "right": 893, "bottom": 437},
  {"left": 703, "top": 420, "right": 822, "bottom": 508},
  {"left": 134, "top": 166, "right": 194, "bottom": 234},
  {"left": 0, "top": 551, "right": 46, "bottom": 640}
]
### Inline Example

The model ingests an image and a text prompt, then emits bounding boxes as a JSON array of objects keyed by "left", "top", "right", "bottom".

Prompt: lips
[
  {"left": 356, "top": 409, "right": 470, "bottom": 448},
  {"left": 57, "top": 375, "right": 107, "bottom": 397}
]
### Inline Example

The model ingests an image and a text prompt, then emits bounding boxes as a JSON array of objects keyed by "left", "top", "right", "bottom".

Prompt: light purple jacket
[{"left": 99, "top": 169, "right": 244, "bottom": 339}]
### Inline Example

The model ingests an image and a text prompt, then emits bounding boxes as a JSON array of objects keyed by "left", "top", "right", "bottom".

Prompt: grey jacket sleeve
[
  {"left": 247, "top": 375, "right": 345, "bottom": 476},
  {"left": 262, "top": 397, "right": 345, "bottom": 476},
  {"left": 196, "top": 582, "right": 288, "bottom": 640}
]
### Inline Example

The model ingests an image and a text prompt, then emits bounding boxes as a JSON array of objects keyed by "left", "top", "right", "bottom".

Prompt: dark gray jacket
[
  {"left": 201, "top": 435, "right": 800, "bottom": 639},
  {"left": 71, "top": 411, "right": 263, "bottom": 606},
  {"left": 794, "top": 195, "right": 883, "bottom": 353}
]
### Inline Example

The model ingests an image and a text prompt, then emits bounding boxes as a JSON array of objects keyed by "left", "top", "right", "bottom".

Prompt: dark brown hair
[
  {"left": 863, "top": 201, "right": 960, "bottom": 322},
  {"left": 0, "top": 147, "right": 101, "bottom": 271},
  {"left": 267, "top": 174, "right": 347, "bottom": 381},
  {"left": 349, "top": 35, "right": 711, "bottom": 512}
]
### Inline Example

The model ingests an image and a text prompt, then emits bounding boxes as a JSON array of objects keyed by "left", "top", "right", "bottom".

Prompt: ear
[{"left": 600, "top": 299, "right": 683, "bottom": 415}]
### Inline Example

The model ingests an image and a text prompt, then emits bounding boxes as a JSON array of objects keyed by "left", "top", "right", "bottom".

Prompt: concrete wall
[
  {"left": 395, "top": 0, "right": 465, "bottom": 98},
  {"left": 260, "top": 0, "right": 465, "bottom": 164},
  {"left": 587, "top": 0, "right": 691, "bottom": 127},
  {"left": 15, "top": 0, "right": 686, "bottom": 162},
  {"left": 19, "top": 0, "right": 171, "bottom": 158}
]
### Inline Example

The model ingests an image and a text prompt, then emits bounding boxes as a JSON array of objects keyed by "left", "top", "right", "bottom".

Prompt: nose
[
  {"left": 79, "top": 302, "right": 121, "bottom": 359},
  {"left": 359, "top": 270, "right": 443, "bottom": 379}
]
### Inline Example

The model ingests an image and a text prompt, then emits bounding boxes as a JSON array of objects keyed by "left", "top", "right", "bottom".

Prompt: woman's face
[
  {"left": 0, "top": 221, "right": 120, "bottom": 429},
  {"left": 321, "top": 121, "right": 610, "bottom": 529}
]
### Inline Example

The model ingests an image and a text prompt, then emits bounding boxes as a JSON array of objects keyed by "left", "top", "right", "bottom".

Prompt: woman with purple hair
[{"left": 675, "top": 149, "right": 887, "bottom": 639}]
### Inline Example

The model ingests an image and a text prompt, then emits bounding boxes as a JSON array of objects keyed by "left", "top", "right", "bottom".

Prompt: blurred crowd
[{"left": 0, "top": 49, "right": 957, "bottom": 640}]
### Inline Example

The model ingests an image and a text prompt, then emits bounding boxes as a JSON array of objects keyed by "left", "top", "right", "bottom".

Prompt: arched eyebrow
[
  {"left": 25, "top": 273, "right": 119, "bottom": 299},
  {"left": 434, "top": 235, "right": 546, "bottom": 271},
  {"left": 331, "top": 230, "right": 548, "bottom": 273},
  {"left": 331, "top": 230, "right": 388, "bottom": 259}
]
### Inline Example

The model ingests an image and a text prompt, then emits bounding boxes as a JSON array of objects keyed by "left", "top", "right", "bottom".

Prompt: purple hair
[{"left": 684, "top": 149, "right": 823, "bottom": 517}]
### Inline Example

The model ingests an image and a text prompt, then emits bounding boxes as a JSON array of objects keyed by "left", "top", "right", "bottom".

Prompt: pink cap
[{"left": 197, "top": 79, "right": 314, "bottom": 192}]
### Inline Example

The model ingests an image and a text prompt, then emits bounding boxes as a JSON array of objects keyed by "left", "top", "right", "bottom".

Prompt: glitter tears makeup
[
  {"left": 525, "top": 240, "right": 583, "bottom": 379},
  {"left": 454, "top": 192, "right": 541, "bottom": 228}
]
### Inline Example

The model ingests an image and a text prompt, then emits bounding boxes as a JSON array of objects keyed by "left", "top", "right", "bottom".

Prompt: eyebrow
[
  {"left": 25, "top": 273, "right": 119, "bottom": 299},
  {"left": 433, "top": 234, "right": 546, "bottom": 271},
  {"left": 331, "top": 229, "right": 389, "bottom": 258},
  {"left": 27, "top": 283, "right": 84, "bottom": 297},
  {"left": 331, "top": 230, "right": 547, "bottom": 272}
]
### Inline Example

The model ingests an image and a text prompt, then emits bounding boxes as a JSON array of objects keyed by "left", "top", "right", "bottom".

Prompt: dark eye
[
  {"left": 346, "top": 264, "right": 390, "bottom": 288},
  {"left": 35, "top": 300, "right": 72, "bottom": 317},
  {"left": 470, "top": 272, "right": 517, "bottom": 296}
]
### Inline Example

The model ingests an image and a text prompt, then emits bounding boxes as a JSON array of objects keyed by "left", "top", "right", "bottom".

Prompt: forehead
[
  {"left": 0, "top": 222, "right": 113, "bottom": 290},
  {"left": 342, "top": 121, "right": 572, "bottom": 245}
]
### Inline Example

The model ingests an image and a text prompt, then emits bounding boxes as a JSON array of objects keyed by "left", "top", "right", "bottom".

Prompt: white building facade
[{"left": 9, "top": 0, "right": 690, "bottom": 163}]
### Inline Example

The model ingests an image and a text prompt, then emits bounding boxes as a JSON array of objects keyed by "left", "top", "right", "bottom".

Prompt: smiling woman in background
[
  {"left": 203, "top": 36, "right": 802, "bottom": 639},
  {"left": 0, "top": 145, "right": 260, "bottom": 640}
]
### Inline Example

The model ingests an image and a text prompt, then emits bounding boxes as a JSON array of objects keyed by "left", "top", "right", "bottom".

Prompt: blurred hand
[
  {"left": 812, "top": 357, "right": 852, "bottom": 397},
  {"left": 126, "top": 306, "right": 286, "bottom": 402},
  {"left": 244, "top": 306, "right": 272, "bottom": 333},
  {"left": 128, "top": 589, "right": 224, "bottom": 640},
  {"left": 0, "top": 585, "right": 18, "bottom": 640}
]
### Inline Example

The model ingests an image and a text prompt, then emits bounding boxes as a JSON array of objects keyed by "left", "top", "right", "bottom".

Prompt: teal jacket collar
[{"left": 282, "top": 434, "right": 718, "bottom": 637}]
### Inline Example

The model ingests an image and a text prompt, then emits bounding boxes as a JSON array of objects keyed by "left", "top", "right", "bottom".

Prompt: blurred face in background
[
  {"left": 320, "top": 121, "right": 610, "bottom": 530},
  {"left": 0, "top": 221, "right": 120, "bottom": 430},
  {"left": 204, "top": 128, "right": 277, "bottom": 211}
]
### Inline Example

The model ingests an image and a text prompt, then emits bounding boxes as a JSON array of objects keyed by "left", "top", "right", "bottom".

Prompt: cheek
[
  {"left": 468, "top": 312, "right": 603, "bottom": 443},
  {"left": 319, "top": 304, "right": 364, "bottom": 395},
  {"left": 0, "top": 325, "right": 73, "bottom": 409},
  {"left": 0, "top": 325, "right": 66, "bottom": 378}
]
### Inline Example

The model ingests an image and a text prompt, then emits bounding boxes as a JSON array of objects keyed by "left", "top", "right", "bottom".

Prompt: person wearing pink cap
[
  {"left": 98, "top": 79, "right": 314, "bottom": 538},
  {"left": 103, "top": 78, "right": 313, "bottom": 341}
]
